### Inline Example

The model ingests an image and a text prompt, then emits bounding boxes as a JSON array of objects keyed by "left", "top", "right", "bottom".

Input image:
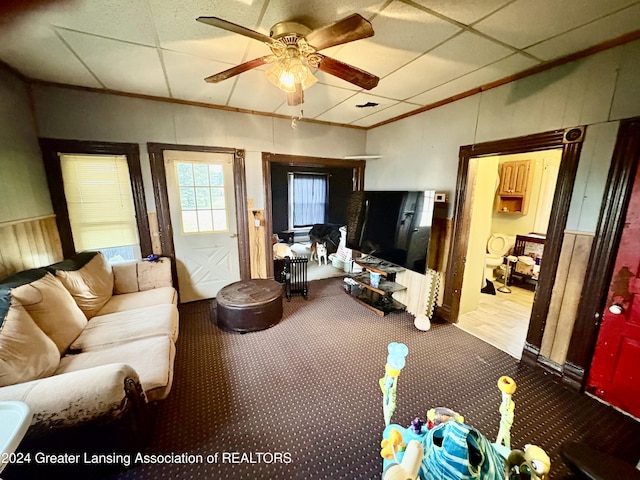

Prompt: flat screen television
[{"left": 346, "top": 190, "right": 436, "bottom": 274}]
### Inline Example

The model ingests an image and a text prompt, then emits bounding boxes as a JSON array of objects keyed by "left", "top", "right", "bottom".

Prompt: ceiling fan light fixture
[
  {"left": 200, "top": 13, "right": 379, "bottom": 99},
  {"left": 265, "top": 56, "right": 317, "bottom": 94}
]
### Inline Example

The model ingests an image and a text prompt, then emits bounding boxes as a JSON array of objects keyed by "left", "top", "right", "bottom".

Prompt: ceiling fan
[{"left": 196, "top": 13, "right": 380, "bottom": 106}]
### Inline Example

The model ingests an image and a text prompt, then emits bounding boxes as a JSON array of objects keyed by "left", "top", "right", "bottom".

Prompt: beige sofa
[{"left": 0, "top": 251, "right": 178, "bottom": 442}]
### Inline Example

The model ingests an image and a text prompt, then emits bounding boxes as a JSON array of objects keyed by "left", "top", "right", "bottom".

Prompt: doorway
[
  {"left": 163, "top": 150, "right": 240, "bottom": 302},
  {"left": 456, "top": 150, "right": 562, "bottom": 358},
  {"left": 586, "top": 156, "right": 640, "bottom": 417},
  {"left": 262, "top": 153, "right": 365, "bottom": 279},
  {"left": 148, "top": 143, "right": 250, "bottom": 301},
  {"left": 563, "top": 116, "right": 640, "bottom": 411},
  {"left": 440, "top": 127, "right": 586, "bottom": 361}
]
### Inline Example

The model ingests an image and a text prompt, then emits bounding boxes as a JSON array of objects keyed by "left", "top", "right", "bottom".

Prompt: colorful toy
[
  {"left": 379, "top": 343, "right": 550, "bottom": 480},
  {"left": 426, "top": 407, "right": 464, "bottom": 429},
  {"left": 379, "top": 342, "right": 408, "bottom": 426},
  {"left": 495, "top": 375, "right": 517, "bottom": 455},
  {"left": 382, "top": 440, "right": 424, "bottom": 480},
  {"left": 506, "top": 444, "right": 551, "bottom": 480},
  {"left": 380, "top": 428, "right": 406, "bottom": 461}
]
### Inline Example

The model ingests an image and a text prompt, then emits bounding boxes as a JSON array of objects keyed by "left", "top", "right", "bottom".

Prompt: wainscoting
[
  {"left": 0, "top": 214, "right": 63, "bottom": 278},
  {"left": 540, "top": 231, "right": 594, "bottom": 364}
]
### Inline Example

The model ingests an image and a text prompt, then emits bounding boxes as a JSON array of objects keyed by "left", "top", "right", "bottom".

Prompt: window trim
[{"left": 39, "top": 138, "right": 151, "bottom": 259}]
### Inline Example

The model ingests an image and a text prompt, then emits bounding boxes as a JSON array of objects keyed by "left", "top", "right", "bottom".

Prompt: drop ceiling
[{"left": 1, "top": 0, "right": 639, "bottom": 128}]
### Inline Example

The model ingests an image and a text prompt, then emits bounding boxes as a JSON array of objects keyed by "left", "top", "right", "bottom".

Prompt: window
[
  {"left": 176, "top": 161, "right": 228, "bottom": 233},
  {"left": 60, "top": 154, "right": 140, "bottom": 263},
  {"left": 288, "top": 172, "right": 328, "bottom": 229}
]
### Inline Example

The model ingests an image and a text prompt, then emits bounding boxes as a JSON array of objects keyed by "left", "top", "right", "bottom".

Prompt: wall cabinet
[{"left": 496, "top": 159, "right": 533, "bottom": 214}]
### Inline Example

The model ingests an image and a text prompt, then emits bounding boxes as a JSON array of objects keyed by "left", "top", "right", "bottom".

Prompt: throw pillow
[
  {"left": 48, "top": 252, "right": 114, "bottom": 319},
  {"left": 10, "top": 271, "right": 87, "bottom": 354},
  {"left": 0, "top": 303, "right": 60, "bottom": 387}
]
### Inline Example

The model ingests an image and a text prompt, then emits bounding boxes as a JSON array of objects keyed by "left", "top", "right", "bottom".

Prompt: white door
[{"left": 164, "top": 150, "right": 240, "bottom": 302}]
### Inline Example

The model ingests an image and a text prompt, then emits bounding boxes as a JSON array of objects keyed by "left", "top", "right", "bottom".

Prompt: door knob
[
  {"left": 229, "top": 233, "right": 238, "bottom": 238},
  {"left": 608, "top": 303, "right": 624, "bottom": 315}
]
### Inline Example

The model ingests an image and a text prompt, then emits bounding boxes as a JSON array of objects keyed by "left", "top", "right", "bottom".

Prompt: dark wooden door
[{"left": 587, "top": 159, "right": 640, "bottom": 418}]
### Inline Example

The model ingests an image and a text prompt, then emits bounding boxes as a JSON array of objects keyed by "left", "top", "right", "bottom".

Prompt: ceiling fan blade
[
  {"left": 205, "top": 57, "right": 267, "bottom": 83},
  {"left": 197, "top": 16, "right": 274, "bottom": 44},
  {"left": 306, "top": 13, "right": 374, "bottom": 51},
  {"left": 316, "top": 55, "right": 379, "bottom": 90},
  {"left": 287, "top": 84, "right": 304, "bottom": 106}
]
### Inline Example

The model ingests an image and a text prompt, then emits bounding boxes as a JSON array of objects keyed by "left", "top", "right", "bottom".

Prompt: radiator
[{"left": 274, "top": 256, "right": 308, "bottom": 301}]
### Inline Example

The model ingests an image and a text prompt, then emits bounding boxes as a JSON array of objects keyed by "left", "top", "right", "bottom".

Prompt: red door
[{"left": 587, "top": 161, "right": 640, "bottom": 418}]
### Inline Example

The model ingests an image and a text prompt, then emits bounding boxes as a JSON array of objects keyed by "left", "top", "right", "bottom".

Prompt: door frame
[
  {"left": 440, "top": 127, "right": 586, "bottom": 359},
  {"left": 40, "top": 138, "right": 152, "bottom": 259},
  {"left": 565, "top": 117, "right": 640, "bottom": 390},
  {"left": 262, "top": 153, "right": 365, "bottom": 278},
  {"left": 148, "top": 143, "right": 250, "bottom": 292}
]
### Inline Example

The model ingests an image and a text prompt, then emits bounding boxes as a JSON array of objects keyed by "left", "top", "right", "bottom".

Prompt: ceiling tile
[
  {"left": 162, "top": 50, "right": 235, "bottom": 104},
  {"left": 275, "top": 84, "right": 357, "bottom": 119},
  {"left": 149, "top": 0, "right": 266, "bottom": 64},
  {"left": 257, "top": 0, "right": 388, "bottom": 33},
  {"left": 0, "top": 22, "right": 101, "bottom": 87},
  {"left": 315, "top": 92, "right": 408, "bottom": 124},
  {"left": 351, "top": 101, "right": 423, "bottom": 127},
  {"left": 2, "top": 0, "right": 635, "bottom": 129},
  {"left": 59, "top": 30, "right": 169, "bottom": 97},
  {"left": 525, "top": 3, "right": 640, "bottom": 61},
  {"left": 474, "top": 0, "right": 639, "bottom": 49},
  {"left": 227, "top": 68, "right": 290, "bottom": 112},
  {"left": 409, "top": 53, "right": 539, "bottom": 106},
  {"left": 371, "top": 31, "right": 514, "bottom": 100},
  {"left": 329, "top": 1, "right": 462, "bottom": 79},
  {"left": 412, "top": 0, "right": 512, "bottom": 26},
  {"left": 7, "top": 0, "right": 158, "bottom": 45}
]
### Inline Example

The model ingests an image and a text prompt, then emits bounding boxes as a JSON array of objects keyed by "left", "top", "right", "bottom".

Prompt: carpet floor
[{"left": 10, "top": 277, "right": 640, "bottom": 479}]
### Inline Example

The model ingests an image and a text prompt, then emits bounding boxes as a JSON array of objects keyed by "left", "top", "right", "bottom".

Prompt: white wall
[
  {"left": 0, "top": 65, "right": 52, "bottom": 222},
  {"left": 30, "top": 85, "right": 367, "bottom": 213},
  {"left": 365, "top": 39, "right": 640, "bottom": 231},
  {"left": 459, "top": 156, "right": 499, "bottom": 315},
  {"left": 365, "top": 95, "right": 480, "bottom": 206}
]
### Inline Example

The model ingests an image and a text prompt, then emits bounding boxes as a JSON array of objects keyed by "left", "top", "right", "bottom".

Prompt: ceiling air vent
[{"left": 356, "top": 102, "right": 379, "bottom": 108}]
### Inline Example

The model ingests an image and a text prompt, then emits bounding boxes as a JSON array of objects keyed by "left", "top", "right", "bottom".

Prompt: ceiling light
[{"left": 265, "top": 53, "right": 318, "bottom": 94}]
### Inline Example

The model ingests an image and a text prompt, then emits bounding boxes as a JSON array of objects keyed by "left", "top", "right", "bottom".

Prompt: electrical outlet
[{"left": 254, "top": 218, "right": 261, "bottom": 227}]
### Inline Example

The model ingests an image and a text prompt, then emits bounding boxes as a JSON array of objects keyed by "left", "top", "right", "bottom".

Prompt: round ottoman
[{"left": 216, "top": 279, "right": 283, "bottom": 333}]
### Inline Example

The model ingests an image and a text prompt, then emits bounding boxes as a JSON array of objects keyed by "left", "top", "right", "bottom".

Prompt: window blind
[{"left": 60, "top": 154, "right": 140, "bottom": 252}]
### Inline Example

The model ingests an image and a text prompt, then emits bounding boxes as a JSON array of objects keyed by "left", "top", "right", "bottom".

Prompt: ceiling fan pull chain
[{"left": 291, "top": 109, "right": 304, "bottom": 129}]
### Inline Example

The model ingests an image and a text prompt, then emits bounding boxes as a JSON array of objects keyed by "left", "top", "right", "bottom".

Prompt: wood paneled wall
[
  {"left": 0, "top": 215, "right": 63, "bottom": 279},
  {"left": 249, "top": 209, "right": 267, "bottom": 279},
  {"left": 540, "top": 231, "right": 594, "bottom": 365}
]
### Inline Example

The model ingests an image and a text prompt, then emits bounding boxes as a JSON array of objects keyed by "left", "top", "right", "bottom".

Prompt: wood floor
[{"left": 456, "top": 285, "right": 535, "bottom": 359}]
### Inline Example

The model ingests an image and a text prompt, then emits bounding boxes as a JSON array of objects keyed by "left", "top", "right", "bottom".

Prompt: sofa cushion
[
  {"left": 56, "top": 335, "right": 175, "bottom": 402},
  {"left": 0, "top": 302, "right": 60, "bottom": 387},
  {"left": 8, "top": 270, "right": 87, "bottom": 354},
  {"left": 70, "top": 304, "right": 179, "bottom": 350},
  {"left": 113, "top": 257, "right": 172, "bottom": 294},
  {"left": 97, "top": 286, "right": 177, "bottom": 316},
  {"left": 48, "top": 251, "right": 114, "bottom": 319}
]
